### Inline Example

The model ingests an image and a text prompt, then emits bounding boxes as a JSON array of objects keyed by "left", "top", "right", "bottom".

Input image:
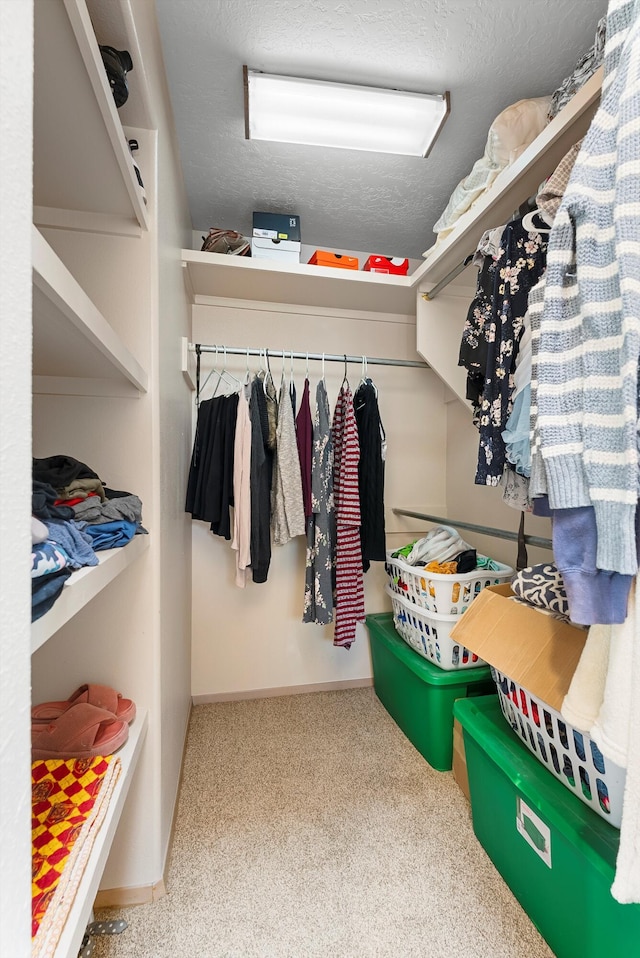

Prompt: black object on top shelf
[{"left": 99, "top": 46, "right": 133, "bottom": 109}]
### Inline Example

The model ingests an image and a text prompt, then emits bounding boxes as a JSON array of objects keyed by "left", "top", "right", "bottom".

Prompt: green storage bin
[
  {"left": 454, "top": 695, "right": 640, "bottom": 958},
  {"left": 365, "top": 613, "right": 495, "bottom": 771}
]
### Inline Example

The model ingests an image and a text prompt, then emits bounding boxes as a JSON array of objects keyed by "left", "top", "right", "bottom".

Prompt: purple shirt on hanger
[{"left": 296, "top": 378, "right": 313, "bottom": 519}]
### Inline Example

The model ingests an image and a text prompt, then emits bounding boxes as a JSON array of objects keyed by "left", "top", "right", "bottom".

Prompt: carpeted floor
[{"left": 92, "top": 688, "right": 554, "bottom": 958}]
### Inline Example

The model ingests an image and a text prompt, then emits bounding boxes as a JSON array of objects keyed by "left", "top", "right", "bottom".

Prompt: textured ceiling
[{"left": 154, "top": 0, "right": 609, "bottom": 260}]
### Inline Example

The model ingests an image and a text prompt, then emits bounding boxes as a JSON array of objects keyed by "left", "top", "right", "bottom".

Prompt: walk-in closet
[{"left": 5, "top": 1, "right": 640, "bottom": 956}]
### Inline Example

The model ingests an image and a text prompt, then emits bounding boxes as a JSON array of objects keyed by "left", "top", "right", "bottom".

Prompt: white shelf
[
  {"left": 33, "top": 0, "right": 149, "bottom": 230},
  {"left": 45, "top": 709, "right": 149, "bottom": 958},
  {"left": 182, "top": 63, "right": 603, "bottom": 321},
  {"left": 181, "top": 249, "right": 416, "bottom": 316},
  {"left": 412, "top": 67, "right": 604, "bottom": 289},
  {"left": 31, "top": 535, "right": 150, "bottom": 654},
  {"left": 32, "top": 226, "right": 148, "bottom": 394}
]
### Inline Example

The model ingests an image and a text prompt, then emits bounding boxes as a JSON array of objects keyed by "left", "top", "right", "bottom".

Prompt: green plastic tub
[
  {"left": 365, "top": 613, "right": 495, "bottom": 771},
  {"left": 454, "top": 695, "right": 640, "bottom": 958}
]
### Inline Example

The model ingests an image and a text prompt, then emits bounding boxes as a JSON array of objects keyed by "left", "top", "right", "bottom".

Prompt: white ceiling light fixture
[{"left": 244, "top": 67, "right": 450, "bottom": 158}]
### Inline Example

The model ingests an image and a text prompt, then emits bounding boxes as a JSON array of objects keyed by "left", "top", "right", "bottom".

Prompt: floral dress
[
  {"left": 303, "top": 380, "right": 335, "bottom": 623},
  {"left": 458, "top": 252, "right": 499, "bottom": 417},
  {"left": 475, "top": 218, "right": 547, "bottom": 486}
]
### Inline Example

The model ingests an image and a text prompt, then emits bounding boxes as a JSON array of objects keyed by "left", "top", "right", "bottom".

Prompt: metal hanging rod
[
  {"left": 421, "top": 253, "right": 475, "bottom": 302},
  {"left": 191, "top": 344, "right": 429, "bottom": 369},
  {"left": 392, "top": 508, "right": 552, "bottom": 550}
]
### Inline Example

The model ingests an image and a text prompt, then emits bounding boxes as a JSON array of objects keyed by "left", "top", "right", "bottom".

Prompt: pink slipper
[
  {"left": 31, "top": 683, "right": 136, "bottom": 725},
  {"left": 31, "top": 703, "right": 129, "bottom": 760}
]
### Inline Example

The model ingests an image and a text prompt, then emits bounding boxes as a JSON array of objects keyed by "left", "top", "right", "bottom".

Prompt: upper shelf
[
  {"left": 33, "top": 0, "right": 149, "bottom": 230},
  {"left": 412, "top": 67, "right": 604, "bottom": 289},
  {"left": 32, "top": 226, "right": 149, "bottom": 394},
  {"left": 184, "top": 68, "right": 602, "bottom": 317},
  {"left": 181, "top": 249, "right": 416, "bottom": 316}
]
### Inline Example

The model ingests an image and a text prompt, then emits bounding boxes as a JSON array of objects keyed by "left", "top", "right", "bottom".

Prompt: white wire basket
[
  {"left": 386, "top": 586, "right": 486, "bottom": 671},
  {"left": 492, "top": 668, "right": 626, "bottom": 828},
  {"left": 385, "top": 550, "right": 513, "bottom": 615}
]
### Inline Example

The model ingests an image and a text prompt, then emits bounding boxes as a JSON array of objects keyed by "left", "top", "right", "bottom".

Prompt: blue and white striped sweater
[{"left": 533, "top": 0, "right": 640, "bottom": 575}]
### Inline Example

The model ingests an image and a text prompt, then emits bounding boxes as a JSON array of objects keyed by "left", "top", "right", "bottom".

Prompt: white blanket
[{"left": 561, "top": 578, "right": 640, "bottom": 903}]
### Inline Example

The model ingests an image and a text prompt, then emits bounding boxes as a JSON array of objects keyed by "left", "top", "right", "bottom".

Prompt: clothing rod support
[
  {"left": 392, "top": 509, "right": 552, "bottom": 550},
  {"left": 421, "top": 253, "right": 475, "bottom": 302},
  {"left": 190, "top": 344, "right": 429, "bottom": 369}
]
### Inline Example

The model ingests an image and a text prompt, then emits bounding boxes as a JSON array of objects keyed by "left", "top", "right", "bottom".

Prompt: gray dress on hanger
[{"left": 303, "top": 379, "right": 335, "bottom": 623}]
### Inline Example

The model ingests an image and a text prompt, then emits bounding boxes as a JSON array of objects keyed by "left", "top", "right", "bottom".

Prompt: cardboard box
[
  {"left": 452, "top": 716, "right": 470, "bottom": 802},
  {"left": 252, "top": 211, "right": 301, "bottom": 242},
  {"left": 363, "top": 255, "right": 409, "bottom": 275},
  {"left": 449, "top": 584, "right": 587, "bottom": 712},
  {"left": 308, "top": 250, "right": 358, "bottom": 269},
  {"left": 250, "top": 237, "right": 301, "bottom": 263}
]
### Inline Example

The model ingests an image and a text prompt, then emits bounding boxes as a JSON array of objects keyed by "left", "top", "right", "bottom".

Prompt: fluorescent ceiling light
[{"left": 244, "top": 67, "right": 449, "bottom": 158}]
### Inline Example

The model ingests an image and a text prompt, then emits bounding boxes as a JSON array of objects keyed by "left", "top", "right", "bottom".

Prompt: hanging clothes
[
  {"left": 271, "top": 378, "right": 306, "bottom": 546},
  {"left": 185, "top": 392, "right": 238, "bottom": 539},
  {"left": 475, "top": 216, "right": 547, "bottom": 486},
  {"left": 303, "top": 380, "right": 335, "bottom": 624},
  {"left": 502, "top": 136, "right": 584, "bottom": 499},
  {"left": 231, "top": 380, "right": 252, "bottom": 587},
  {"left": 353, "top": 378, "right": 386, "bottom": 571},
  {"left": 332, "top": 382, "right": 365, "bottom": 649},
  {"left": 458, "top": 234, "right": 501, "bottom": 416},
  {"left": 532, "top": 0, "right": 640, "bottom": 578},
  {"left": 296, "top": 377, "right": 313, "bottom": 521},
  {"left": 249, "top": 376, "right": 273, "bottom": 583}
]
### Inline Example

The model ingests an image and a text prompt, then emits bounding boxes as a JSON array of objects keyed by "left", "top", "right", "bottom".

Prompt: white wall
[
  {"left": 190, "top": 302, "right": 448, "bottom": 699},
  {"left": 0, "top": 1, "right": 33, "bottom": 954}
]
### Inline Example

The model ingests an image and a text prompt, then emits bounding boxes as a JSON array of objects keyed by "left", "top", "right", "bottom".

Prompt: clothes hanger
[
  {"left": 212, "top": 345, "right": 242, "bottom": 397},
  {"left": 521, "top": 208, "right": 552, "bottom": 234},
  {"left": 341, "top": 353, "right": 349, "bottom": 390},
  {"left": 263, "top": 347, "right": 275, "bottom": 397},
  {"left": 358, "top": 354, "right": 378, "bottom": 398},
  {"left": 199, "top": 344, "right": 221, "bottom": 398}
]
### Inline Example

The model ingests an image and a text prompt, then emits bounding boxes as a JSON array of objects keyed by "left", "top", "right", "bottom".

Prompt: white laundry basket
[
  {"left": 385, "top": 550, "right": 513, "bottom": 615},
  {"left": 492, "top": 667, "right": 626, "bottom": 828},
  {"left": 386, "top": 586, "right": 486, "bottom": 670}
]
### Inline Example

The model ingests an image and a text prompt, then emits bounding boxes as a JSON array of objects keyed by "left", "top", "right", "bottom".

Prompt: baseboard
[
  {"left": 192, "top": 676, "right": 373, "bottom": 705},
  {"left": 93, "top": 879, "right": 166, "bottom": 908}
]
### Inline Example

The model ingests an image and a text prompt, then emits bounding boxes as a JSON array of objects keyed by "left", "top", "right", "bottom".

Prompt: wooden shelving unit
[
  {"left": 29, "top": 3, "right": 156, "bottom": 953},
  {"left": 32, "top": 226, "right": 148, "bottom": 395},
  {"left": 181, "top": 248, "right": 416, "bottom": 316},
  {"left": 33, "top": 0, "right": 149, "bottom": 231},
  {"left": 413, "top": 67, "right": 603, "bottom": 290}
]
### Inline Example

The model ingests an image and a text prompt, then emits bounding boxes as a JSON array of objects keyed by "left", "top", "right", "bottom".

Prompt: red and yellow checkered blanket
[{"left": 32, "top": 755, "right": 121, "bottom": 957}]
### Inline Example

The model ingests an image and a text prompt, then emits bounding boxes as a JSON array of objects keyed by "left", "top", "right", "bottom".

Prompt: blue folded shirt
[{"left": 83, "top": 519, "right": 137, "bottom": 551}]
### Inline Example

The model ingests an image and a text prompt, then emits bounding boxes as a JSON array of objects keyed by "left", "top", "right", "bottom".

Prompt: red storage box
[
  {"left": 363, "top": 255, "right": 409, "bottom": 275},
  {"left": 308, "top": 250, "right": 359, "bottom": 270}
]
